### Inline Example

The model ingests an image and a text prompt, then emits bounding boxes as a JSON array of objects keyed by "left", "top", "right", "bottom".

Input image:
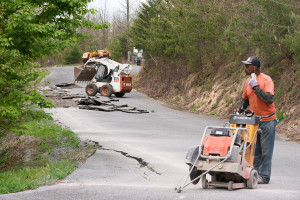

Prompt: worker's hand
[{"left": 248, "top": 73, "right": 259, "bottom": 90}]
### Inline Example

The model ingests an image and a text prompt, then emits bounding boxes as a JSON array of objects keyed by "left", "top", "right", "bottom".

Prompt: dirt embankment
[{"left": 134, "top": 60, "right": 300, "bottom": 143}]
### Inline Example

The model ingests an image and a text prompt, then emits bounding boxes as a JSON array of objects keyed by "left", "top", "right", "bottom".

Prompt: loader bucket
[{"left": 74, "top": 66, "right": 97, "bottom": 82}]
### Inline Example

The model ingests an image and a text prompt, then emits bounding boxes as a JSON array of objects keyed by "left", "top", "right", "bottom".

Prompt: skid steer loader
[{"left": 74, "top": 56, "right": 132, "bottom": 97}]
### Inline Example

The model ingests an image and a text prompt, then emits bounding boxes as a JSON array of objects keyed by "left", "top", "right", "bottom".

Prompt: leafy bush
[
  {"left": 276, "top": 109, "right": 285, "bottom": 122},
  {"left": 0, "top": 0, "right": 109, "bottom": 132}
]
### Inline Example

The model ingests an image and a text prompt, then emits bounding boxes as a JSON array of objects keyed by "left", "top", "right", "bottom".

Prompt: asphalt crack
[{"left": 101, "top": 147, "right": 162, "bottom": 175}]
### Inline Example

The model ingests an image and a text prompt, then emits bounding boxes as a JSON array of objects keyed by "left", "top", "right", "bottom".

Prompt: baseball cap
[{"left": 242, "top": 56, "right": 261, "bottom": 67}]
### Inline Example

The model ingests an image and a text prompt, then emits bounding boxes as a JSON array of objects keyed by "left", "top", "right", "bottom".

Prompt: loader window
[{"left": 95, "top": 64, "right": 111, "bottom": 82}]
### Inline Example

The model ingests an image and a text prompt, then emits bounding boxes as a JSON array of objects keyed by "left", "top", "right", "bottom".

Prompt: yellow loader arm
[{"left": 74, "top": 50, "right": 111, "bottom": 82}]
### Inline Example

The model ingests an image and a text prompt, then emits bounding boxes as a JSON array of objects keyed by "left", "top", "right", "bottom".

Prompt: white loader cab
[{"left": 76, "top": 57, "right": 133, "bottom": 97}]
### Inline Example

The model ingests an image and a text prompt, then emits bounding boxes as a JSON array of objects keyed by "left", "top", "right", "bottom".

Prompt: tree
[
  {"left": 0, "top": 0, "right": 109, "bottom": 132},
  {"left": 79, "top": 0, "right": 110, "bottom": 51},
  {"left": 64, "top": 44, "right": 83, "bottom": 64},
  {"left": 131, "top": 0, "right": 300, "bottom": 70},
  {"left": 108, "top": 33, "right": 128, "bottom": 62}
]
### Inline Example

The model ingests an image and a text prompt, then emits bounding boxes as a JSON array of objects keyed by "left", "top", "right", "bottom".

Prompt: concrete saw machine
[
  {"left": 175, "top": 111, "right": 274, "bottom": 192},
  {"left": 74, "top": 57, "right": 132, "bottom": 97}
]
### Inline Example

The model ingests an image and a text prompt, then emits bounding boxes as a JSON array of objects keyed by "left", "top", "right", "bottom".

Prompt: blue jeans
[{"left": 253, "top": 120, "right": 276, "bottom": 183}]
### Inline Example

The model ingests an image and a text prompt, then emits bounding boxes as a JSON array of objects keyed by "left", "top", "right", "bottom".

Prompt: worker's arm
[
  {"left": 254, "top": 87, "right": 274, "bottom": 104},
  {"left": 239, "top": 98, "right": 249, "bottom": 113}
]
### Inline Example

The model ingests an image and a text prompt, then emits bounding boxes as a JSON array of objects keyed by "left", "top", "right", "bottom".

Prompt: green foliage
[
  {"left": 64, "top": 44, "right": 83, "bottom": 64},
  {"left": 225, "top": 96, "right": 231, "bottom": 103},
  {"left": 0, "top": 160, "right": 76, "bottom": 194},
  {"left": 0, "top": 148, "right": 10, "bottom": 166},
  {"left": 297, "top": 66, "right": 300, "bottom": 79},
  {"left": 174, "top": 97, "right": 181, "bottom": 102},
  {"left": 0, "top": 0, "right": 109, "bottom": 131},
  {"left": 192, "top": 102, "right": 207, "bottom": 111},
  {"left": 108, "top": 33, "right": 127, "bottom": 62},
  {"left": 0, "top": 113, "right": 96, "bottom": 194},
  {"left": 131, "top": 0, "right": 300, "bottom": 72},
  {"left": 204, "top": 82, "right": 214, "bottom": 90},
  {"left": 212, "top": 103, "right": 219, "bottom": 110},
  {"left": 11, "top": 119, "right": 80, "bottom": 149},
  {"left": 276, "top": 109, "right": 285, "bottom": 122},
  {"left": 192, "top": 105, "right": 201, "bottom": 111},
  {"left": 210, "top": 111, "right": 217, "bottom": 115}
]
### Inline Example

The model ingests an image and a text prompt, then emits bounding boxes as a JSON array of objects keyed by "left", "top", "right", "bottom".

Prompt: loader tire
[
  {"left": 115, "top": 93, "right": 125, "bottom": 98},
  {"left": 100, "top": 84, "right": 113, "bottom": 97},
  {"left": 85, "top": 83, "right": 98, "bottom": 96}
]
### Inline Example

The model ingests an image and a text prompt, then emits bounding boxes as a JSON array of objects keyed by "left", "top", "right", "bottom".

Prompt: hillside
[
  {"left": 134, "top": 59, "right": 300, "bottom": 142},
  {"left": 130, "top": 0, "right": 300, "bottom": 142}
]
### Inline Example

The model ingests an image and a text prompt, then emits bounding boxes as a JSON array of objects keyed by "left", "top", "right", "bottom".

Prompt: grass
[
  {"left": 192, "top": 101, "right": 207, "bottom": 111},
  {"left": 210, "top": 111, "right": 217, "bottom": 115},
  {"left": 0, "top": 160, "right": 75, "bottom": 194},
  {"left": 225, "top": 95, "right": 231, "bottom": 103},
  {"left": 174, "top": 97, "right": 181, "bottom": 102},
  {"left": 204, "top": 82, "right": 213, "bottom": 90},
  {"left": 192, "top": 105, "right": 201, "bottom": 111},
  {"left": 12, "top": 120, "right": 80, "bottom": 149},
  {"left": 0, "top": 107, "right": 96, "bottom": 194},
  {"left": 212, "top": 103, "right": 219, "bottom": 109}
]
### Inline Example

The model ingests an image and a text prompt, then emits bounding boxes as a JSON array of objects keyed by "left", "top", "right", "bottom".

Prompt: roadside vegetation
[
  {"left": 130, "top": 0, "right": 300, "bottom": 142},
  {"left": 0, "top": 107, "right": 97, "bottom": 194},
  {"left": 0, "top": 0, "right": 108, "bottom": 194}
]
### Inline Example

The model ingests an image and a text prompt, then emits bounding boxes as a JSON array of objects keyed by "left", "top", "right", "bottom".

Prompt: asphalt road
[{"left": 1, "top": 66, "right": 300, "bottom": 200}]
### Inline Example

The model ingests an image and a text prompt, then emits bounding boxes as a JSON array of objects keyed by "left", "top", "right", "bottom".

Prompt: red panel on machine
[
  {"left": 202, "top": 136, "right": 233, "bottom": 157},
  {"left": 120, "top": 75, "right": 132, "bottom": 93}
]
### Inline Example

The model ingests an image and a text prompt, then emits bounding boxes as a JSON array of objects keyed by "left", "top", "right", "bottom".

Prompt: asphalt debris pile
[
  {"left": 55, "top": 83, "right": 82, "bottom": 88},
  {"left": 39, "top": 84, "right": 149, "bottom": 114},
  {"left": 77, "top": 97, "right": 149, "bottom": 114}
]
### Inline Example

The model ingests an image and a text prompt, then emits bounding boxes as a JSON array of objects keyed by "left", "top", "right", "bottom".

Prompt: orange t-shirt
[{"left": 242, "top": 73, "right": 276, "bottom": 121}]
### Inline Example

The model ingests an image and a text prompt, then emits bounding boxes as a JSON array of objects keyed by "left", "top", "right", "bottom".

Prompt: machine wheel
[
  {"left": 189, "top": 166, "right": 201, "bottom": 185},
  {"left": 85, "top": 83, "right": 98, "bottom": 96},
  {"left": 247, "top": 169, "right": 258, "bottom": 189},
  {"left": 100, "top": 84, "right": 113, "bottom": 97},
  {"left": 228, "top": 181, "right": 234, "bottom": 191},
  {"left": 115, "top": 92, "right": 125, "bottom": 98},
  {"left": 201, "top": 174, "right": 208, "bottom": 189}
]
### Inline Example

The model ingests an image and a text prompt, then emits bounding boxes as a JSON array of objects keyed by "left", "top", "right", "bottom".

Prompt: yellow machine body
[
  {"left": 230, "top": 123, "right": 258, "bottom": 167},
  {"left": 82, "top": 50, "right": 110, "bottom": 62}
]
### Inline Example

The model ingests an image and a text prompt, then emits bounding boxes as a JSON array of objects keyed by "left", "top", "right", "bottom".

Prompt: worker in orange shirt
[{"left": 238, "top": 56, "right": 277, "bottom": 184}]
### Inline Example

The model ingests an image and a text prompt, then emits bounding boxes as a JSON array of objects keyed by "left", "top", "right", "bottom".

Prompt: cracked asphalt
[{"left": 1, "top": 66, "right": 300, "bottom": 200}]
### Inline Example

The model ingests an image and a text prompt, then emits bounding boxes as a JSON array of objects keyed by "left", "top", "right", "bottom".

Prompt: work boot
[{"left": 258, "top": 176, "right": 268, "bottom": 184}]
